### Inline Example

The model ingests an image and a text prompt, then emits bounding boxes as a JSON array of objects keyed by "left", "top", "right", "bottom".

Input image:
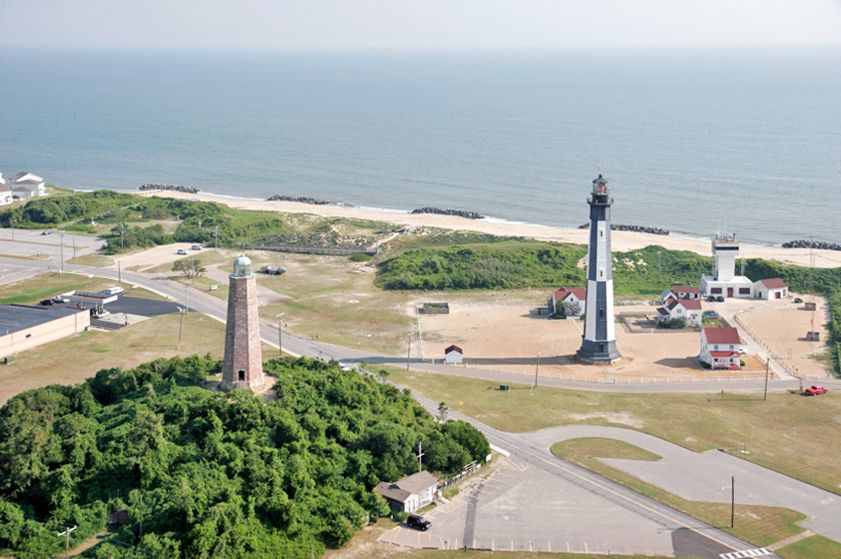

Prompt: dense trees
[{"left": 0, "top": 356, "right": 488, "bottom": 558}]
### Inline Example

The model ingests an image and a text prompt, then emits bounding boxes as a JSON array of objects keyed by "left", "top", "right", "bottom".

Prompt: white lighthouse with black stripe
[{"left": 578, "top": 174, "right": 621, "bottom": 363}]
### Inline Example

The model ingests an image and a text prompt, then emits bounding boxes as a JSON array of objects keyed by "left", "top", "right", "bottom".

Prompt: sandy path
[{"left": 136, "top": 190, "right": 841, "bottom": 268}]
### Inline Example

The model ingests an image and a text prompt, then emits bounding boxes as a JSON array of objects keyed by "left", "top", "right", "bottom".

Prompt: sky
[{"left": 0, "top": 0, "right": 840, "bottom": 50}]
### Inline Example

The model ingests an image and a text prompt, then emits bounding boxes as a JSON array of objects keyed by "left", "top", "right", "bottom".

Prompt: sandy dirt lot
[
  {"left": 736, "top": 294, "right": 831, "bottom": 379},
  {"left": 419, "top": 304, "right": 770, "bottom": 382},
  {"left": 115, "top": 242, "right": 200, "bottom": 272},
  {"left": 139, "top": 190, "right": 841, "bottom": 268}
]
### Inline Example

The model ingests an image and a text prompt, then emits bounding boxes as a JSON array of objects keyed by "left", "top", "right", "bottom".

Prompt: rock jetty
[
  {"left": 266, "top": 195, "right": 330, "bottom": 205},
  {"left": 139, "top": 184, "right": 199, "bottom": 194},
  {"left": 578, "top": 223, "right": 669, "bottom": 235},
  {"left": 410, "top": 207, "right": 485, "bottom": 220},
  {"left": 783, "top": 239, "right": 841, "bottom": 251}
]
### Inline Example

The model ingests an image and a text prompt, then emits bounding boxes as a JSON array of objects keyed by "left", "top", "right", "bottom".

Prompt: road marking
[{"left": 719, "top": 549, "right": 771, "bottom": 559}]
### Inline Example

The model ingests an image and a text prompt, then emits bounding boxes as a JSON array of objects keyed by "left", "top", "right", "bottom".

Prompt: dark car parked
[{"left": 406, "top": 514, "right": 431, "bottom": 531}]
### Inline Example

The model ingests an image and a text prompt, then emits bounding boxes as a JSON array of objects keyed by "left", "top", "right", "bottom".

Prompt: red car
[{"left": 803, "top": 385, "right": 829, "bottom": 396}]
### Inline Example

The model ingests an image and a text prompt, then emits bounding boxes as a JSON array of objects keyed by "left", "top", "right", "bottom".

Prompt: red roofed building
[
  {"left": 656, "top": 297, "right": 703, "bottom": 327},
  {"left": 674, "top": 285, "right": 701, "bottom": 299},
  {"left": 444, "top": 344, "right": 464, "bottom": 365},
  {"left": 549, "top": 287, "right": 586, "bottom": 317},
  {"left": 754, "top": 278, "right": 789, "bottom": 300},
  {"left": 700, "top": 327, "right": 742, "bottom": 369}
]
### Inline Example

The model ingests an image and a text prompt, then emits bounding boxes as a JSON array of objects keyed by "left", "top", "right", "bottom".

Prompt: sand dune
[{"left": 138, "top": 190, "right": 841, "bottom": 269}]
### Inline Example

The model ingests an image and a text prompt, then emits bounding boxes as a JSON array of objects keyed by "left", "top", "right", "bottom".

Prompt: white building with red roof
[
  {"left": 674, "top": 285, "right": 701, "bottom": 299},
  {"left": 700, "top": 327, "right": 742, "bottom": 369},
  {"left": 754, "top": 278, "right": 789, "bottom": 300},
  {"left": 656, "top": 298, "right": 703, "bottom": 327},
  {"left": 444, "top": 344, "right": 464, "bottom": 365},
  {"left": 549, "top": 287, "right": 586, "bottom": 317}
]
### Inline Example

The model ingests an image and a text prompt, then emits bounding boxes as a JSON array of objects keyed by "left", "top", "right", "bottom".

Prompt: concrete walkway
[{"left": 522, "top": 424, "right": 841, "bottom": 543}]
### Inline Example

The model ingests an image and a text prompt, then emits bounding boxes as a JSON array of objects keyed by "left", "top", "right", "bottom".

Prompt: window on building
[
  {"left": 25, "top": 333, "right": 32, "bottom": 339},
  {"left": 599, "top": 270, "right": 604, "bottom": 278},
  {"left": 711, "top": 287, "right": 722, "bottom": 294},
  {"left": 739, "top": 287, "right": 751, "bottom": 294},
  {"left": 238, "top": 370, "right": 246, "bottom": 381},
  {"left": 599, "top": 308, "right": 605, "bottom": 318}
]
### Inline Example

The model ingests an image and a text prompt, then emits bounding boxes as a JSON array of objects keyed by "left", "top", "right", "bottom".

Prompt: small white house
[
  {"left": 549, "top": 287, "right": 586, "bottom": 316},
  {"left": 444, "top": 344, "right": 464, "bottom": 365},
  {"left": 754, "top": 278, "right": 789, "bottom": 300},
  {"left": 374, "top": 470, "right": 438, "bottom": 513},
  {"left": 700, "top": 327, "right": 742, "bottom": 370},
  {"left": 673, "top": 285, "right": 701, "bottom": 300},
  {"left": 656, "top": 298, "right": 702, "bottom": 327},
  {"left": 10, "top": 172, "right": 46, "bottom": 199},
  {"left": 0, "top": 183, "right": 12, "bottom": 206}
]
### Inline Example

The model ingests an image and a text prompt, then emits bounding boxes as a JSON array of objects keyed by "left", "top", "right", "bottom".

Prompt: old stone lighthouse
[
  {"left": 577, "top": 174, "right": 621, "bottom": 363},
  {"left": 222, "top": 254, "right": 264, "bottom": 390}
]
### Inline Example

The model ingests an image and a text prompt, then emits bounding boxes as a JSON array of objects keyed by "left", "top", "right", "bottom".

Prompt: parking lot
[
  {"left": 379, "top": 455, "right": 675, "bottom": 555},
  {"left": 91, "top": 295, "right": 183, "bottom": 330}
]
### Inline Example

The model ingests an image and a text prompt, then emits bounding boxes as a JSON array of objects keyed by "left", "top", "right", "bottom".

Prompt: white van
[{"left": 103, "top": 286, "right": 125, "bottom": 296}]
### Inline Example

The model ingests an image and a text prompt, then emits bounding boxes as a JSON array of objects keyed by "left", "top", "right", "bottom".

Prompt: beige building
[
  {"left": 374, "top": 470, "right": 438, "bottom": 513},
  {"left": 0, "top": 304, "right": 91, "bottom": 360}
]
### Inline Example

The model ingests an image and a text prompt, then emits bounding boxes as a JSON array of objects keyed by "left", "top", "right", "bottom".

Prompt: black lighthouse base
[{"left": 577, "top": 339, "right": 622, "bottom": 364}]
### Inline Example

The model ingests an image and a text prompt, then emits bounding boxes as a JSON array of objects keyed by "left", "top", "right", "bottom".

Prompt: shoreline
[{"left": 134, "top": 189, "right": 841, "bottom": 269}]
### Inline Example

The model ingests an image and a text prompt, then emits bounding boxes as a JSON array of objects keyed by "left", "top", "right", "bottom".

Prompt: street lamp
[{"left": 276, "top": 312, "right": 285, "bottom": 356}]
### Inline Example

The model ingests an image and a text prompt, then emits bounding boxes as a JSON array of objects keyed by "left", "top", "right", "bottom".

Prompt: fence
[
  {"left": 247, "top": 243, "right": 377, "bottom": 256},
  {"left": 732, "top": 312, "right": 801, "bottom": 379}
]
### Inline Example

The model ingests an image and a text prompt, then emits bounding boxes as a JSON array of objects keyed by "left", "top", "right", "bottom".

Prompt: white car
[
  {"left": 177, "top": 249, "right": 188, "bottom": 255},
  {"left": 103, "top": 287, "right": 125, "bottom": 296}
]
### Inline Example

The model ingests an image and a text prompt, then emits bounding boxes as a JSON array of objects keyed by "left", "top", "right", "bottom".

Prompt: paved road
[{"left": 522, "top": 424, "right": 841, "bottom": 543}]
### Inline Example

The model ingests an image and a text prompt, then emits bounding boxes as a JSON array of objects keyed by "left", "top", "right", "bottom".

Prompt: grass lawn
[
  {"left": 388, "top": 368, "right": 841, "bottom": 497},
  {"left": 777, "top": 534, "right": 841, "bottom": 559},
  {"left": 0, "top": 313, "right": 228, "bottom": 404},
  {"left": 67, "top": 254, "right": 114, "bottom": 266},
  {"left": 0, "top": 272, "right": 163, "bottom": 304},
  {"left": 552, "top": 438, "right": 806, "bottom": 547}
]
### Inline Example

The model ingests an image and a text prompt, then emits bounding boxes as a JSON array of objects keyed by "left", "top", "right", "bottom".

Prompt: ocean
[{"left": 0, "top": 48, "right": 839, "bottom": 244}]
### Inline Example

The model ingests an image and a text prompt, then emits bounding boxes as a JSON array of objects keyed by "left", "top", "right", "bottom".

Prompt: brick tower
[
  {"left": 578, "top": 174, "right": 621, "bottom": 363},
  {"left": 221, "top": 254, "right": 264, "bottom": 390}
]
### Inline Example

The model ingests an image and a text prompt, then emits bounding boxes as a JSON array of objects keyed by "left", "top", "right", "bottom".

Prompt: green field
[
  {"left": 388, "top": 368, "right": 841, "bottom": 497},
  {"left": 0, "top": 313, "right": 242, "bottom": 404},
  {"left": 551, "top": 438, "right": 809, "bottom": 548}
]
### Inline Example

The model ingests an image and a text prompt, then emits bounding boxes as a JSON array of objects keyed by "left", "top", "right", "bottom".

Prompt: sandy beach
[{"left": 138, "top": 190, "right": 841, "bottom": 268}]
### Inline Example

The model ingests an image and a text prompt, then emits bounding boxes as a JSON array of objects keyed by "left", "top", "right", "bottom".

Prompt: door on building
[
  {"left": 727, "top": 287, "right": 734, "bottom": 298},
  {"left": 775, "top": 292, "right": 781, "bottom": 299}
]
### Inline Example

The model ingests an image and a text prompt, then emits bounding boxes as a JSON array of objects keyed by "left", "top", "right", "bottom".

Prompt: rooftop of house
[
  {"left": 703, "top": 327, "right": 741, "bottom": 345},
  {"left": 758, "top": 277, "right": 787, "bottom": 289},
  {"left": 674, "top": 285, "right": 700, "bottom": 293},
  {"left": 374, "top": 470, "right": 438, "bottom": 503},
  {"left": 676, "top": 298, "right": 702, "bottom": 310},
  {"left": 554, "top": 287, "right": 586, "bottom": 302},
  {"left": 444, "top": 344, "right": 463, "bottom": 355}
]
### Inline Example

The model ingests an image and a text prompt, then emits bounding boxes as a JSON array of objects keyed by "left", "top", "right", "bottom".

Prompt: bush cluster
[{"left": 0, "top": 357, "right": 488, "bottom": 558}]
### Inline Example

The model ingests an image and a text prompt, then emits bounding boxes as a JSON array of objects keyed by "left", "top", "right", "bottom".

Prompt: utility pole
[
  {"left": 416, "top": 442, "right": 424, "bottom": 472},
  {"left": 72, "top": 237, "right": 77, "bottom": 259},
  {"left": 763, "top": 357, "right": 770, "bottom": 401},
  {"left": 532, "top": 353, "right": 541, "bottom": 393},
  {"left": 731, "top": 476, "right": 735, "bottom": 528},
  {"left": 59, "top": 230, "right": 64, "bottom": 273},
  {"left": 9, "top": 217, "right": 15, "bottom": 241},
  {"left": 57, "top": 525, "right": 77, "bottom": 559},
  {"left": 406, "top": 333, "right": 412, "bottom": 372},
  {"left": 657, "top": 250, "right": 662, "bottom": 280},
  {"left": 177, "top": 284, "right": 189, "bottom": 352},
  {"left": 276, "top": 312, "right": 285, "bottom": 356}
]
